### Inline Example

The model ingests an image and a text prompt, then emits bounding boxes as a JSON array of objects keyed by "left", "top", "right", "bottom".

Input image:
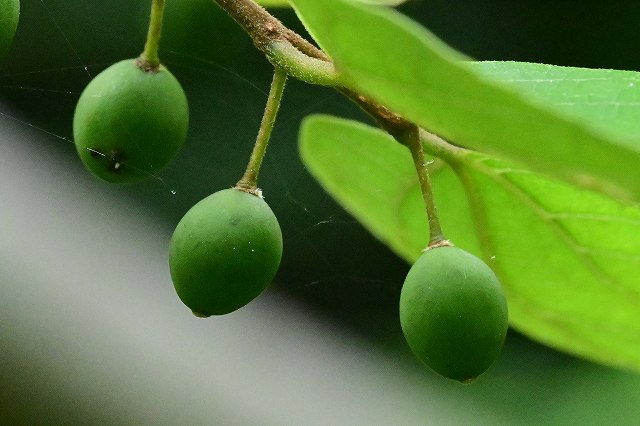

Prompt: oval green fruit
[
  {"left": 399, "top": 246, "right": 508, "bottom": 382},
  {"left": 0, "top": 0, "right": 20, "bottom": 61},
  {"left": 169, "top": 188, "right": 283, "bottom": 317},
  {"left": 73, "top": 59, "right": 189, "bottom": 183}
]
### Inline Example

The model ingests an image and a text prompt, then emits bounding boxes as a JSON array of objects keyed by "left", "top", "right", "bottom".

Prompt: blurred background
[{"left": 1, "top": 0, "right": 640, "bottom": 423}]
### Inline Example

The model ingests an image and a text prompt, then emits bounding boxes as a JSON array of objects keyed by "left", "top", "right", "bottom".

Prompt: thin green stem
[
  {"left": 419, "top": 128, "right": 469, "bottom": 166},
  {"left": 140, "top": 0, "right": 166, "bottom": 69},
  {"left": 236, "top": 67, "right": 288, "bottom": 195},
  {"left": 268, "top": 41, "right": 342, "bottom": 86},
  {"left": 399, "top": 125, "right": 446, "bottom": 247}
]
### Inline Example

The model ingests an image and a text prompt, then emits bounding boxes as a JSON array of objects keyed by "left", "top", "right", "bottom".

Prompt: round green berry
[
  {"left": 399, "top": 246, "right": 508, "bottom": 382},
  {"left": 169, "top": 188, "right": 283, "bottom": 317},
  {"left": 0, "top": 0, "right": 20, "bottom": 61},
  {"left": 73, "top": 59, "right": 188, "bottom": 183}
]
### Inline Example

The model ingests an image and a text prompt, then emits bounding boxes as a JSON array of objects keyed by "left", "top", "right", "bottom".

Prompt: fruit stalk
[
  {"left": 400, "top": 125, "right": 445, "bottom": 246},
  {"left": 140, "top": 0, "right": 166, "bottom": 69},
  {"left": 236, "top": 67, "right": 288, "bottom": 194}
]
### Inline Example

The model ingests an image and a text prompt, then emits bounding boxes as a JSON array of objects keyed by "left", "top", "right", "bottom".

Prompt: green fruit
[
  {"left": 0, "top": 0, "right": 19, "bottom": 61},
  {"left": 399, "top": 246, "right": 508, "bottom": 382},
  {"left": 169, "top": 188, "right": 283, "bottom": 317},
  {"left": 73, "top": 59, "right": 188, "bottom": 183}
]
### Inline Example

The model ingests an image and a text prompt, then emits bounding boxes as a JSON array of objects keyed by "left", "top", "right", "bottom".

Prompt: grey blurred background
[{"left": 1, "top": 0, "right": 640, "bottom": 424}]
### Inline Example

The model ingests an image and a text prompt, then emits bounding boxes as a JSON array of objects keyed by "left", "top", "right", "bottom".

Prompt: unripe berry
[
  {"left": 0, "top": 0, "right": 20, "bottom": 61},
  {"left": 73, "top": 59, "right": 188, "bottom": 183},
  {"left": 169, "top": 188, "right": 283, "bottom": 317},
  {"left": 400, "top": 246, "right": 508, "bottom": 382}
]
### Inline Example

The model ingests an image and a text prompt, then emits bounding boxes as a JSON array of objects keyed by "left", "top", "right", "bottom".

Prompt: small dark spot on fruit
[{"left": 107, "top": 150, "right": 124, "bottom": 174}]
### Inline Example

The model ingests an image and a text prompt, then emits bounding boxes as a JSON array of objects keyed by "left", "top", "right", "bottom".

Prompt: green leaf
[
  {"left": 254, "top": 0, "right": 290, "bottom": 7},
  {"left": 357, "top": 0, "right": 407, "bottom": 5},
  {"left": 289, "top": 0, "right": 640, "bottom": 203},
  {"left": 300, "top": 114, "right": 640, "bottom": 372},
  {"left": 468, "top": 61, "right": 640, "bottom": 143}
]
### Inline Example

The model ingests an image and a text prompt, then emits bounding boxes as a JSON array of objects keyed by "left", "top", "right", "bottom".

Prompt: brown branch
[{"left": 212, "top": 0, "right": 412, "bottom": 137}]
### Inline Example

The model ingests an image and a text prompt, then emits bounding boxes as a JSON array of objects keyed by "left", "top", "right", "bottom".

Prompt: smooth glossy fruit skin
[
  {"left": 0, "top": 0, "right": 20, "bottom": 61},
  {"left": 169, "top": 188, "right": 283, "bottom": 317},
  {"left": 73, "top": 59, "right": 188, "bottom": 183},
  {"left": 400, "top": 246, "right": 508, "bottom": 382}
]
